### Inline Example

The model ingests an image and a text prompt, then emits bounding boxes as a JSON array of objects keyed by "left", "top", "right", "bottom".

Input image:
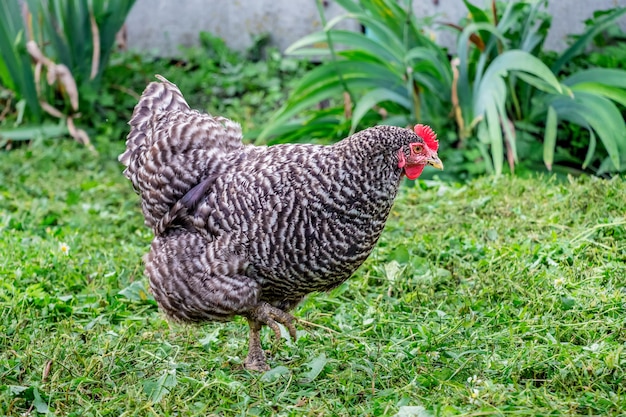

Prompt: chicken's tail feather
[
  {"left": 119, "top": 74, "right": 190, "bottom": 169},
  {"left": 119, "top": 75, "right": 244, "bottom": 232}
]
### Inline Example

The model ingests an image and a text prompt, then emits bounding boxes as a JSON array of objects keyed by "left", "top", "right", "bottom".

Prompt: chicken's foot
[{"left": 243, "top": 302, "right": 297, "bottom": 372}]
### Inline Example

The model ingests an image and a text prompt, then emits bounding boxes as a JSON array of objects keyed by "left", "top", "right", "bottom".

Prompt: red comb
[{"left": 414, "top": 124, "right": 438, "bottom": 151}]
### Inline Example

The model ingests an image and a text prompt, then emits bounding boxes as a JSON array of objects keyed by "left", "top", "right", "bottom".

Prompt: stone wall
[{"left": 125, "top": 0, "right": 626, "bottom": 56}]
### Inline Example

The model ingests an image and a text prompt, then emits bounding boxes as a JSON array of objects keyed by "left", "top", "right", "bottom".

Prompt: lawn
[{"left": 0, "top": 140, "right": 625, "bottom": 416}]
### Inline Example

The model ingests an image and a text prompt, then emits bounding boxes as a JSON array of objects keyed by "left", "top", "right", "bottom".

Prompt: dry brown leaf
[
  {"left": 33, "top": 61, "right": 42, "bottom": 95},
  {"left": 343, "top": 92, "right": 352, "bottom": 120},
  {"left": 67, "top": 116, "right": 96, "bottom": 152},
  {"left": 26, "top": 41, "right": 48, "bottom": 64},
  {"left": 39, "top": 101, "right": 65, "bottom": 118},
  {"left": 450, "top": 57, "right": 466, "bottom": 142},
  {"left": 55, "top": 64, "right": 79, "bottom": 111},
  {"left": 67, "top": 115, "right": 77, "bottom": 137},
  {"left": 42, "top": 360, "right": 53, "bottom": 383},
  {"left": 46, "top": 63, "right": 57, "bottom": 86},
  {"left": 89, "top": 8, "right": 100, "bottom": 80}
]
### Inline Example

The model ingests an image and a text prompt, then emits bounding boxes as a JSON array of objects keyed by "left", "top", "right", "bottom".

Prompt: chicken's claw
[{"left": 249, "top": 302, "right": 297, "bottom": 341}]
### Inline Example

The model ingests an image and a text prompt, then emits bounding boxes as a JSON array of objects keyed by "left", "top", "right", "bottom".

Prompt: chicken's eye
[{"left": 411, "top": 144, "right": 423, "bottom": 153}]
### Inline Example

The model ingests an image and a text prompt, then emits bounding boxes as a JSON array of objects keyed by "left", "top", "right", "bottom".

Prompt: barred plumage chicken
[{"left": 119, "top": 75, "right": 443, "bottom": 371}]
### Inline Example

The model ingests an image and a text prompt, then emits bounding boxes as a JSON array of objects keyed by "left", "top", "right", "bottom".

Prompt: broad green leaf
[
  {"left": 563, "top": 68, "right": 626, "bottom": 89},
  {"left": 263, "top": 116, "right": 343, "bottom": 144},
  {"left": 143, "top": 370, "right": 177, "bottom": 403},
  {"left": 543, "top": 106, "right": 557, "bottom": 171},
  {"left": 286, "top": 30, "right": 401, "bottom": 64},
  {"left": 463, "top": 0, "right": 491, "bottom": 23},
  {"left": 326, "top": 13, "right": 405, "bottom": 55},
  {"left": 333, "top": 0, "right": 363, "bottom": 14},
  {"left": 474, "top": 62, "right": 507, "bottom": 118},
  {"left": 0, "top": 123, "right": 68, "bottom": 144},
  {"left": 485, "top": 101, "right": 504, "bottom": 175},
  {"left": 260, "top": 365, "right": 290, "bottom": 382},
  {"left": 32, "top": 387, "right": 50, "bottom": 414},
  {"left": 499, "top": 106, "right": 517, "bottom": 168},
  {"left": 406, "top": 47, "right": 453, "bottom": 85},
  {"left": 259, "top": 61, "right": 404, "bottom": 141},
  {"left": 393, "top": 405, "right": 434, "bottom": 417},
  {"left": 476, "top": 123, "right": 495, "bottom": 174},
  {"left": 283, "top": 48, "right": 332, "bottom": 58},
  {"left": 351, "top": 88, "right": 411, "bottom": 133},
  {"left": 495, "top": 1, "right": 527, "bottom": 35},
  {"left": 598, "top": 153, "right": 626, "bottom": 174},
  {"left": 262, "top": 108, "right": 350, "bottom": 145},
  {"left": 358, "top": 0, "right": 415, "bottom": 40},
  {"left": 479, "top": 50, "right": 563, "bottom": 98},
  {"left": 118, "top": 281, "right": 155, "bottom": 303},
  {"left": 0, "top": 7, "right": 41, "bottom": 121},
  {"left": 299, "top": 353, "right": 328, "bottom": 383},
  {"left": 456, "top": 23, "right": 508, "bottom": 113},
  {"left": 290, "top": 60, "right": 403, "bottom": 98},
  {"left": 472, "top": 50, "right": 564, "bottom": 174},
  {"left": 514, "top": 72, "right": 567, "bottom": 95},
  {"left": 571, "top": 83, "right": 626, "bottom": 108},
  {"left": 550, "top": 92, "right": 626, "bottom": 169},
  {"left": 552, "top": 7, "right": 626, "bottom": 73},
  {"left": 518, "top": 1, "right": 549, "bottom": 52},
  {"left": 383, "top": 260, "right": 405, "bottom": 284}
]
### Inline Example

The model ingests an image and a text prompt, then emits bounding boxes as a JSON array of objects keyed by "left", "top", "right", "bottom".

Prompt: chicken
[{"left": 119, "top": 75, "right": 443, "bottom": 371}]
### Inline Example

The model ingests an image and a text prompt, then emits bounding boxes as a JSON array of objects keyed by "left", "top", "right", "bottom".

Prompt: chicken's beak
[{"left": 427, "top": 156, "right": 444, "bottom": 170}]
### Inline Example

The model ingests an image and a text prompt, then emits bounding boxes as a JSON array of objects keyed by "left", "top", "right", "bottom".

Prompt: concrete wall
[{"left": 125, "top": 0, "right": 626, "bottom": 56}]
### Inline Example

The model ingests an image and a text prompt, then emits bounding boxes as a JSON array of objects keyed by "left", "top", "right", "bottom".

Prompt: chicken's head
[{"left": 397, "top": 124, "right": 443, "bottom": 180}]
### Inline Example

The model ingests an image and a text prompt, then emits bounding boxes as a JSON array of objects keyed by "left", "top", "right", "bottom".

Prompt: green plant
[
  {"left": 450, "top": 0, "right": 565, "bottom": 175},
  {"left": 0, "top": 1, "right": 41, "bottom": 122},
  {"left": 451, "top": 0, "right": 626, "bottom": 175},
  {"left": 257, "top": 0, "right": 452, "bottom": 145},
  {"left": 537, "top": 8, "right": 626, "bottom": 175},
  {"left": 0, "top": 0, "right": 135, "bottom": 146},
  {"left": 91, "top": 31, "right": 308, "bottom": 147}
]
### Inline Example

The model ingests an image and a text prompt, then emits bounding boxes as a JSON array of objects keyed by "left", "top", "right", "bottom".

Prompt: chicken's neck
[{"left": 330, "top": 137, "right": 404, "bottom": 221}]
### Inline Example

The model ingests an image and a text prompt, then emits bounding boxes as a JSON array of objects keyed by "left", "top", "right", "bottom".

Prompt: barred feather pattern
[
  {"left": 119, "top": 75, "right": 244, "bottom": 231},
  {"left": 121, "top": 76, "right": 428, "bottom": 323}
]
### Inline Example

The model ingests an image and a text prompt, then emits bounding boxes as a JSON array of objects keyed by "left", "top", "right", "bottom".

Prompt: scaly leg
[
  {"left": 243, "top": 302, "right": 297, "bottom": 371},
  {"left": 244, "top": 319, "right": 269, "bottom": 371}
]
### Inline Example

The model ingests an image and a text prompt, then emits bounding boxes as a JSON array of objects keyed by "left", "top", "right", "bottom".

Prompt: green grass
[{"left": 1, "top": 140, "right": 625, "bottom": 416}]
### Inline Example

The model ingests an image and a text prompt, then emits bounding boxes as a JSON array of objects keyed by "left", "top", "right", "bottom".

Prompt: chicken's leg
[
  {"left": 244, "top": 318, "right": 269, "bottom": 371},
  {"left": 243, "top": 302, "right": 297, "bottom": 371}
]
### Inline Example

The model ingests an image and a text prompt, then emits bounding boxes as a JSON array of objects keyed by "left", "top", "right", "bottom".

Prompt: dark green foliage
[
  {"left": 0, "top": 0, "right": 135, "bottom": 127},
  {"left": 0, "top": 1, "right": 42, "bottom": 121},
  {"left": 258, "top": 0, "right": 452, "bottom": 146},
  {"left": 437, "top": 0, "right": 626, "bottom": 177},
  {"left": 256, "top": 0, "right": 626, "bottom": 180}
]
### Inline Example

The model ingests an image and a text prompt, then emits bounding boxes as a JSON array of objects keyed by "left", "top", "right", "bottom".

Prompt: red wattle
[{"left": 404, "top": 165, "right": 424, "bottom": 180}]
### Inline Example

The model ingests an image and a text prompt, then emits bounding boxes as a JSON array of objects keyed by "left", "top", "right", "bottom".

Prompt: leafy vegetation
[
  {"left": 258, "top": 0, "right": 626, "bottom": 179},
  {"left": 448, "top": 1, "right": 626, "bottom": 177},
  {"left": 1, "top": 1, "right": 625, "bottom": 415},
  {"left": 1, "top": 142, "right": 625, "bottom": 416},
  {"left": 1, "top": 28, "right": 308, "bottom": 150},
  {"left": 258, "top": 0, "right": 452, "bottom": 145},
  {"left": 0, "top": 0, "right": 135, "bottom": 146}
]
